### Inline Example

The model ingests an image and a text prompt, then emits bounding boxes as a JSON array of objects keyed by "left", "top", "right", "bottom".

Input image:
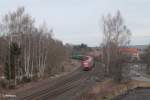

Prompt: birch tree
[{"left": 0, "top": 7, "right": 69, "bottom": 86}]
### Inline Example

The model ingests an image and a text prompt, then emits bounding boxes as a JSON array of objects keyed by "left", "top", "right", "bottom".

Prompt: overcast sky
[{"left": 0, "top": 0, "right": 150, "bottom": 46}]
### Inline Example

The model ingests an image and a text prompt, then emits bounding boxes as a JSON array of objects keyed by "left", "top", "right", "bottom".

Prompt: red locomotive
[{"left": 81, "top": 56, "right": 94, "bottom": 71}]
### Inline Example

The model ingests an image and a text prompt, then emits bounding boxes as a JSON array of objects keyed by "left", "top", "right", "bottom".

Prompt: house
[{"left": 119, "top": 47, "right": 140, "bottom": 60}]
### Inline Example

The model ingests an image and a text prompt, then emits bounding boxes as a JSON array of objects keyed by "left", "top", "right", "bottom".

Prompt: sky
[{"left": 0, "top": 0, "right": 150, "bottom": 46}]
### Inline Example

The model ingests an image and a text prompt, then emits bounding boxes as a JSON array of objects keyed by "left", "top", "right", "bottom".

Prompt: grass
[{"left": 80, "top": 79, "right": 150, "bottom": 100}]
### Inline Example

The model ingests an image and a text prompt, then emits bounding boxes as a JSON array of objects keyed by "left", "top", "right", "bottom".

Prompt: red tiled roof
[{"left": 119, "top": 48, "right": 138, "bottom": 54}]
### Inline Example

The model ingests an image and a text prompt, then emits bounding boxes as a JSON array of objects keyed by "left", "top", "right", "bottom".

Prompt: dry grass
[{"left": 80, "top": 79, "right": 150, "bottom": 100}]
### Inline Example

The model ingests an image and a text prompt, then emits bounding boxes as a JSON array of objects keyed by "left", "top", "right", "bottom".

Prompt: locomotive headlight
[{"left": 84, "top": 62, "right": 88, "bottom": 65}]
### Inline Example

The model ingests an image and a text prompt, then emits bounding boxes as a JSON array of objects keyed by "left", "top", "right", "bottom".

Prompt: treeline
[
  {"left": 0, "top": 7, "right": 69, "bottom": 87},
  {"left": 73, "top": 43, "right": 92, "bottom": 55}
]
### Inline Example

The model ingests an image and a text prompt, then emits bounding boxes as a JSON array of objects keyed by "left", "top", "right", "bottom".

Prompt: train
[{"left": 81, "top": 56, "right": 94, "bottom": 71}]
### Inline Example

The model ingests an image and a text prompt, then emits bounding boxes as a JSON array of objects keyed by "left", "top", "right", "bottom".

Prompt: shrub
[{"left": 22, "top": 76, "right": 31, "bottom": 83}]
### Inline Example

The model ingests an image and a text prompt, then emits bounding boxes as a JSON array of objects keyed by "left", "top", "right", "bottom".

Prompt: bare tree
[
  {"left": 101, "top": 11, "right": 131, "bottom": 82},
  {"left": 0, "top": 7, "right": 69, "bottom": 88}
]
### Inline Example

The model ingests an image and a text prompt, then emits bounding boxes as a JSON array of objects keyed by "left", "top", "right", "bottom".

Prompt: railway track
[{"left": 16, "top": 62, "right": 103, "bottom": 100}]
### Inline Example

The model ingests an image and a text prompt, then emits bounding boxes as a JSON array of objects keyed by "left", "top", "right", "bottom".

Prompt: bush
[
  {"left": 0, "top": 79, "right": 16, "bottom": 89},
  {"left": 0, "top": 79, "right": 9, "bottom": 89},
  {"left": 32, "top": 75, "right": 38, "bottom": 81},
  {"left": 22, "top": 76, "right": 31, "bottom": 83}
]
